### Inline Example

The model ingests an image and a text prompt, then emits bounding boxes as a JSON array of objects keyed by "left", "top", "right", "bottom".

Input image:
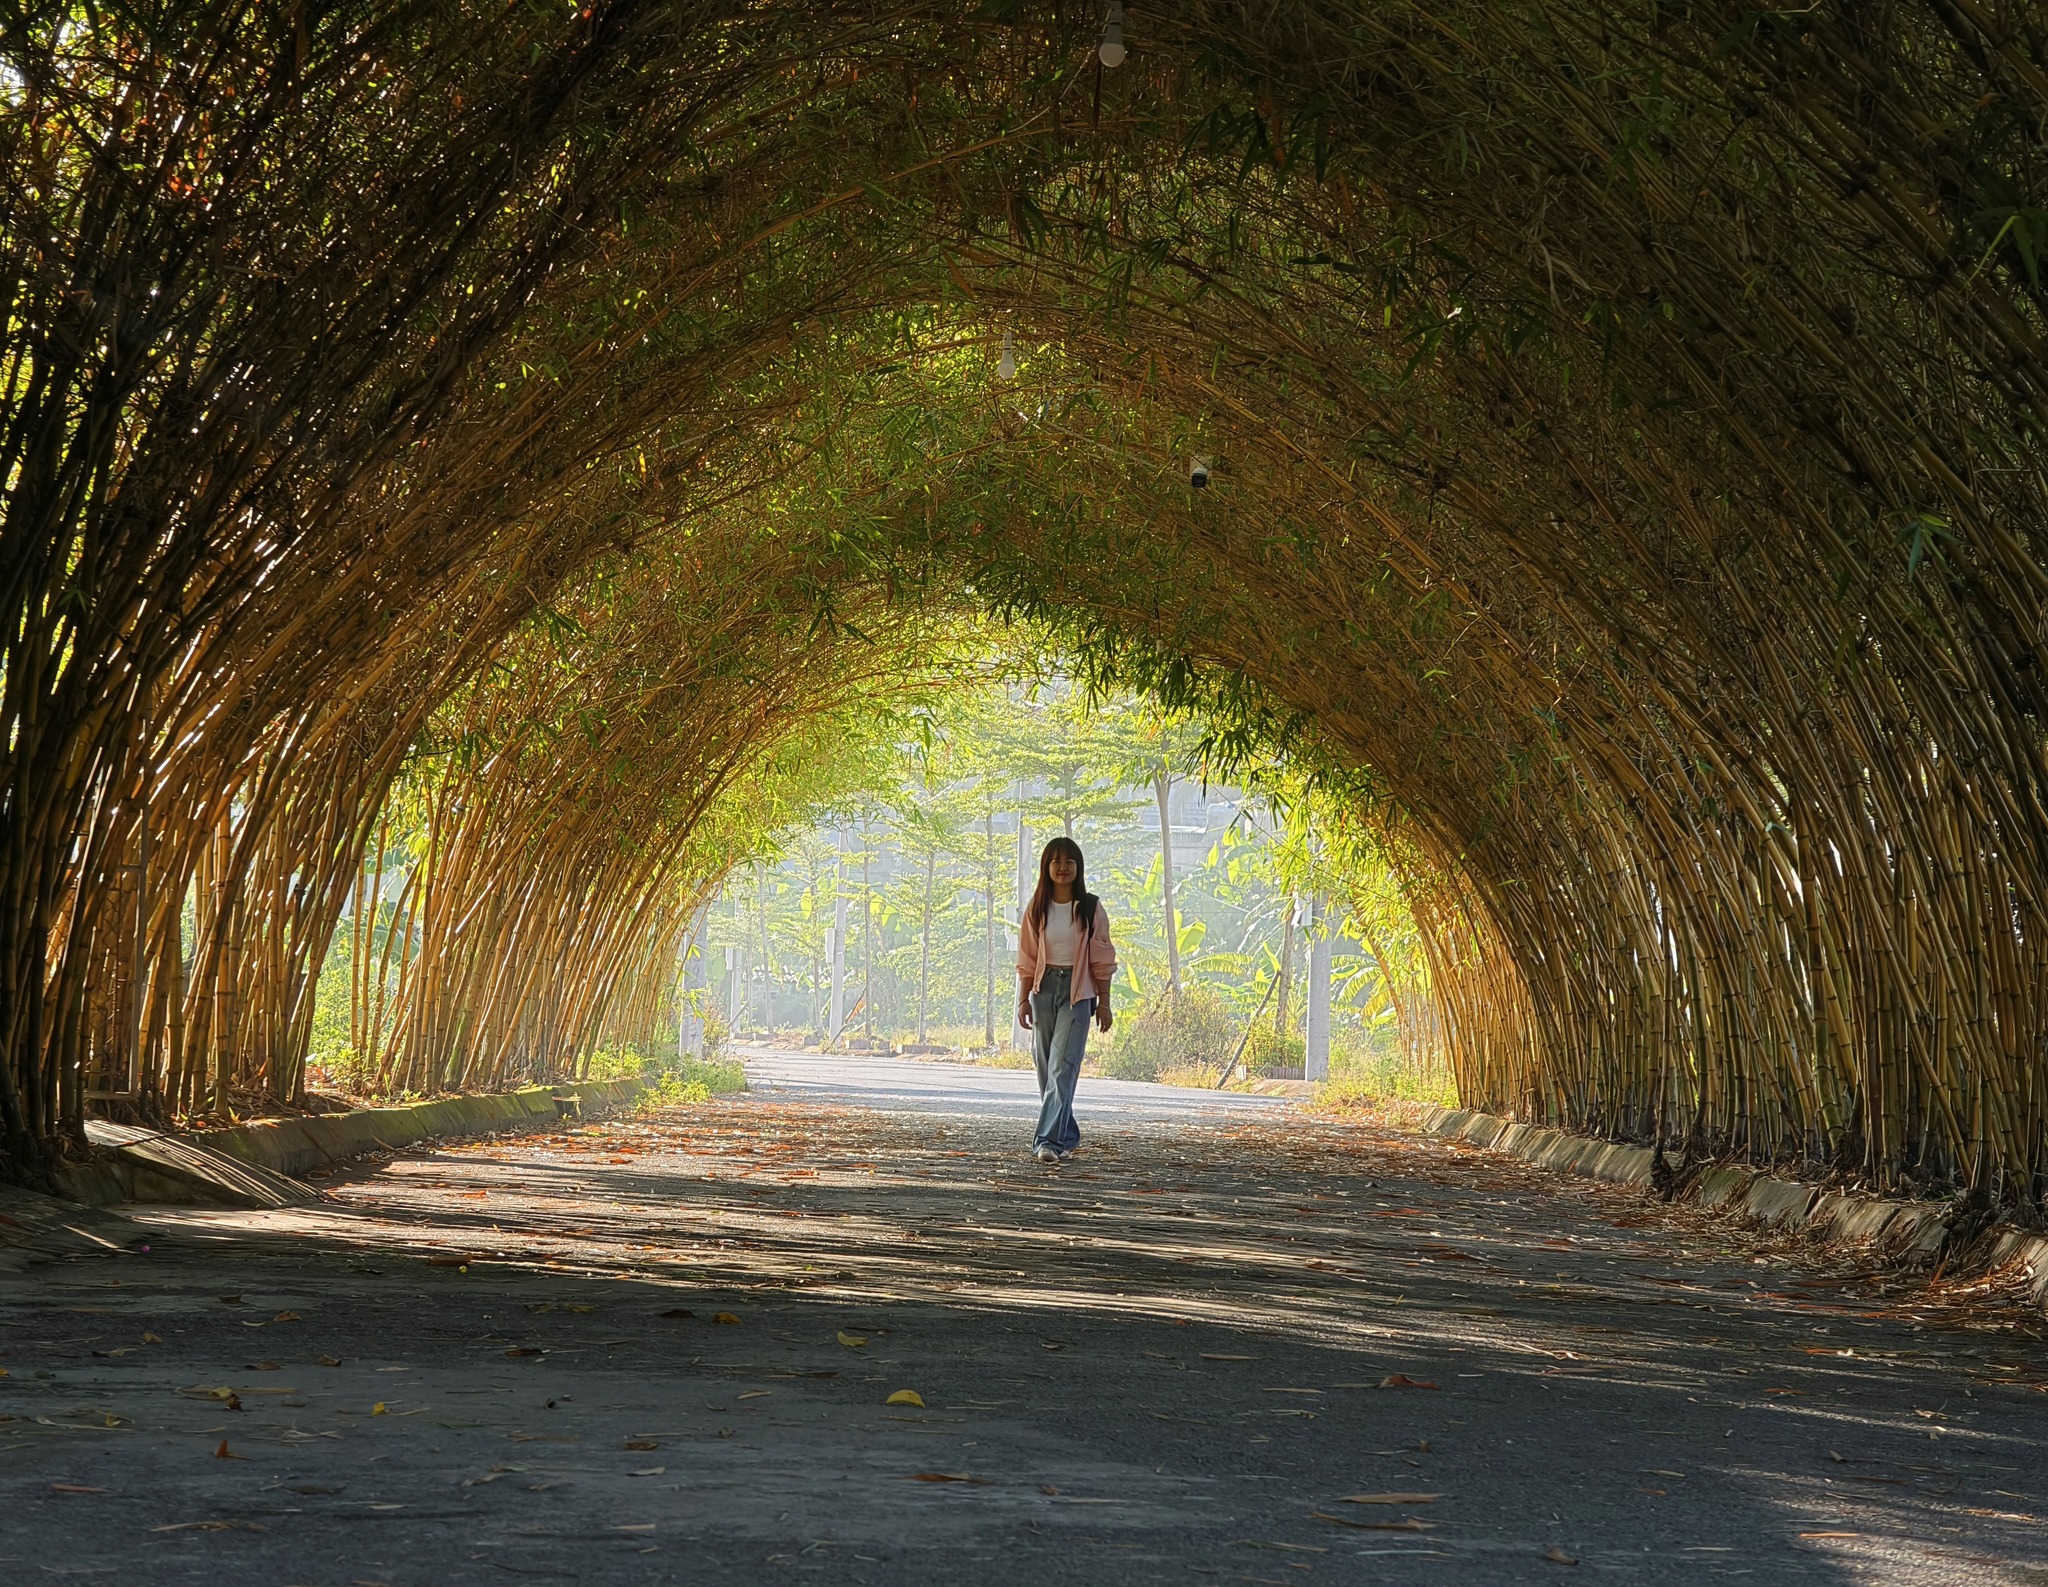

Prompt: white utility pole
[
  {"left": 678, "top": 901, "right": 708, "bottom": 1059},
  {"left": 1155, "top": 772, "right": 1182, "bottom": 997},
  {"left": 1306, "top": 894, "right": 1332, "bottom": 1080},
  {"left": 828, "top": 826, "right": 849, "bottom": 1043},
  {"left": 1014, "top": 787, "right": 1032, "bottom": 1051}
]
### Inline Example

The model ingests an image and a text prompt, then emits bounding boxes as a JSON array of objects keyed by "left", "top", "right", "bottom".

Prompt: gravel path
[{"left": 3, "top": 1056, "right": 2045, "bottom": 1585}]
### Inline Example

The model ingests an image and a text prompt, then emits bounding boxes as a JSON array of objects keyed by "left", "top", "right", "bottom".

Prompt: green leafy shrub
[
  {"left": 1316, "top": 1030, "right": 1457, "bottom": 1109},
  {"left": 699, "top": 1007, "right": 730, "bottom": 1059},
  {"left": 1096, "top": 988, "right": 1238, "bottom": 1082},
  {"left": 638, "top": 1057, "right": 748, "bottom": 1111},
  {"left": 1245, "top": 1024, "right": 1306, "bottom": 1078}
]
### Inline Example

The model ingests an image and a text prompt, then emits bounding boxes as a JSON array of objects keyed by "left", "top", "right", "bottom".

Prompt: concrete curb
[
  {"left": 192, "top": 1079, "right": 646, "bottom": 1180},
  {"left": 1421, "top": 1105, "right": 2048, "bottom": 1320},
  {"left": 0, "top": 1185, "right": 143, "bottom": 1271},
  {"left": 63, "top": 1079, "right": 647, "bottom": 1208}
]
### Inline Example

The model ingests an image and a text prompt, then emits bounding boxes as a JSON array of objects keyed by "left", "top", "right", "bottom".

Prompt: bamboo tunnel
[{"left": 5, "top": 3, "right": 2048, "bottom": 1212}]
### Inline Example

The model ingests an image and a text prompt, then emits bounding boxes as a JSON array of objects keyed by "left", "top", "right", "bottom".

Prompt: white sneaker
[{"left": 1034, "top": 1145, "right": 1058, "bottom": 1164}]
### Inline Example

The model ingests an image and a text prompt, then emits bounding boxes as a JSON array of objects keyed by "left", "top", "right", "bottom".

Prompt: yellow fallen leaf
[
  {"left": 886, "top": 1389, "right": 925, "bottom": 1407},
  {"left": 371, "top": 1402, "right": 387, "bottom": 1416},
  {"left": 142, "top": 1333, "right": 161, "bottom": 1345},
  {"left": 273, "top": 1311, "right": 301, "bottom": 1323},
  {"left": 1314, "top": 1513, "right": 1432, "bottom": 1531},
  {"left": 838, "top": 1331, "right": 868, "bottom": 1348},
  {"left": 1543, "top": 1545, "right": 1579, "bottom": 1565},
  {"left": 713, "top": 1312, "right": 742, "bottom": 1325}
]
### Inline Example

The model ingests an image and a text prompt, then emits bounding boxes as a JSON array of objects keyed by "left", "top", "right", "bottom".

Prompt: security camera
[{"left": 1189, "top": 458, "right": 1211, "bottom": 490}]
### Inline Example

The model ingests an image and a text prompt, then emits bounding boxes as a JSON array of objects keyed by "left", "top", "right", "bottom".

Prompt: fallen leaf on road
[
  {"left": 503, "top": 1347, "right": 543, "bottom": 1358},
  {"left": 713, "top": 1312, "right": 742, "bottom": 1325},
  {"left": 50, "top": 1484, "right": 105, "bottom": 1494},
  {"left": 1039, "top": 1485, "right": 1059, "bottom": 1495},
  {"left": 214, "top": 1440, "right": 246, "bottom": 1460},
  {"left": 887, "top": 1389, "right": 925, "bottom": 1407},
  {"left": 1379, "top": 1374, "right": 1439, "bottom": 1390},
  {"left": 908, "top": 1472, "right": 991, "bottom": 1484},
  {"left": 371, "top": 1402, "right": 387, "bottom": 1416},
  {"left": 1201, "top": 1354, "right": 1258, "bottom": 1361},
  {"left": 142, "top": 1333, "right": 161, "bottom": 1344},
  {"left": 246, "top": 1361, "right": 280, "bottom": 1371},
  {"left": 274, "top": 1311, "right": 301, "bottom": 1323},
  {"left": 1339, "top": 1493, "right": 1442, "bottom": 1505},
  {"left": 1800, "top": 1532, "right": 1862, "bottom": 1540},
  {"left": 629, "top": 1467, "right": 666, "bottom": 1477},
  {"left": 318, "top": 1355, "right": 344, "bottom": 1367},
  {"left": 838, "top": 1331, "right": 868, "bottom": 1347},
  {"left": 736, "top": 1391, "right": 770, "bottom": 1401},
  {"left": 1314, "top": 1513, "right": 1433, "bottom": 1531},
  {"left": 624, "top": 1440, "right": 659, "bottom": 1451},
  {"left": 1543, "top": 1546, "right": 1579, "bottom": 1565}
]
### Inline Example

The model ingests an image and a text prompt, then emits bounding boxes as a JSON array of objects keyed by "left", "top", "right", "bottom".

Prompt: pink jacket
[{"left": 1016, "top": 899, "right": 1118, "bottom": 1004}]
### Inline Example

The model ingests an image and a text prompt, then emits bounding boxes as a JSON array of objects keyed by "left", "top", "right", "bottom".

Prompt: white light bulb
[
  {"left": 1099, "top": 3, "right": 1126, "bottom": 68},
  {"left": 997, "top": 328, "right": 1016, "bottom": 381}
]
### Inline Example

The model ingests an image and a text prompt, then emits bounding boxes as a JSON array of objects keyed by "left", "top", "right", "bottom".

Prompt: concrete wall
[{"left": 65, "top": 1080, "right": 647, "bottom": 1207}]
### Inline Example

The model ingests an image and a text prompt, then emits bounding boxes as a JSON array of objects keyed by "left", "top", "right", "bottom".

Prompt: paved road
[
  {"left": 3, "top": 1059, "right": 2045, "bottom": 1586},
  {"left": 738, "top": 1046, "right": 1291, "bottom": 1126}
]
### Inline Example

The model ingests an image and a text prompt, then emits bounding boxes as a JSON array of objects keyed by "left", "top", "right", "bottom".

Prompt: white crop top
[{"left": 1043, "top": 901, "right": 1081, "bottom": 966}]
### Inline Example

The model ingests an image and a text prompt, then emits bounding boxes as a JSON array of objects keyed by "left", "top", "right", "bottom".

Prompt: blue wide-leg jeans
[{"left": 1029, "top": 966, "right": 1092, "bottom": 1154}]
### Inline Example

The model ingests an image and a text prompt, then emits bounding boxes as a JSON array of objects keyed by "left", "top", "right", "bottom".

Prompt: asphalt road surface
[
  {"left": 4, "top": 1055, "right": 2045, "bottom": 1586},
  {"left": 739, "top": 1047, "right": 1292, "bottom": 1123}
]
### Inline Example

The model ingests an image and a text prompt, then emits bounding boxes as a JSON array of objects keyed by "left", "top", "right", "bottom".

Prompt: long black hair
[{"left": 1027, "top": 836, "right": 1100, "bottom": 935}]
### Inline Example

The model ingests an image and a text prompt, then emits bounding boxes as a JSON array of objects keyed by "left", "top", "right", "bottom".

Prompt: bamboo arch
[{"left": 5, "top": 3, "right": 2048, "bottom": 1211}]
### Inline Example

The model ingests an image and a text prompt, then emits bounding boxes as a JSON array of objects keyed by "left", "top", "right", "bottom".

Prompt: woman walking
[{"left": 1016, "top": 837, "right": 1117, "bottom": 1164}]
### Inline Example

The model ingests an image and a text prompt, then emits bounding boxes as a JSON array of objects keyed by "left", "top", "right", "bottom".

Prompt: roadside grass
[
  {"left": 638, "top": 1057, "right": 749, "bottom": 1110},
  {"left": 1314, "top": 1049, "right": 1458, "bottom": 1117}
]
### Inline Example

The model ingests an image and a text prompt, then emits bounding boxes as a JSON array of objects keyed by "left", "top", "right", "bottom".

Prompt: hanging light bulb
[
  {"left": 997, "top": 327, "right": 1016, "bottom": 381},
  {"left": 1098, "top": 2, "right": 1127, "bottom": 69}
]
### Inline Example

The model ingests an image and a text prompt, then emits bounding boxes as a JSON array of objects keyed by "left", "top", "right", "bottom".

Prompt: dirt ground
[{"left": 3, "top": 1061, "right": 2046, "bottom": 1586}]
